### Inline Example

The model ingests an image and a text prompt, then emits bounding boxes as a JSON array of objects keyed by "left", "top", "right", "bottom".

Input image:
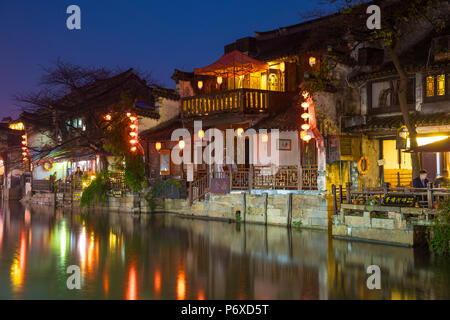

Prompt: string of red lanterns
[{"left": 300, "top": 91, "right": 312, "bottom": 142}]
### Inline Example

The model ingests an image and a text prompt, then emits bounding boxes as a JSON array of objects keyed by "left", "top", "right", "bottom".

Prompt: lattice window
[
  {"left": 437, "top": 74, "right": 445, "bottom": 96},
  {"left": 426, "top": 76, "right": 435, "bottom": 97}
]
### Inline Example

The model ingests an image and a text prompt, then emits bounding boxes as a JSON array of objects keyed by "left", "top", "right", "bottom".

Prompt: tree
[{"left": 306, "top": 0, "right": 448, "bottom": 178}]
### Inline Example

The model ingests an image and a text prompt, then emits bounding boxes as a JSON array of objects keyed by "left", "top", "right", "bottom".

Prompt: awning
[
  {"left": 404, "top": 137, "right": 450, "bottom": 153},
  {"left": 194, "top": 50, "right": 268, "bottom": 77}
]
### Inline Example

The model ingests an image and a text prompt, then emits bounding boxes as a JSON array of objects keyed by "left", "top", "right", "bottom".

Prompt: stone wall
[{"left": 149, "top": 192, "right": 331, "bottom": 229}]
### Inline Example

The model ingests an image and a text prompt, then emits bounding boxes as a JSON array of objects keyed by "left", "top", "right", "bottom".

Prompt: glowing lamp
[
  {"left": 301, "top": 113, "right": 310, "bottom": 120},
  {"left": 130, "top": 146, "right": 137, "bottom": 152},
  {"left": 236, "top": 128, "right": 244, "bottom": 136},
  {"left": 105, "top": 114, "right": 112, "bottom": 121},
  {"left": 22, "top": 141, "right": 27, "bottom": 145},
  {"left": 22, "top": 146, "right": 27, "bottom": 150},
  {"left": 280, "top": 62, "right": 285, "bottom": 73},
  {"left": 309, "top": 56, "right": 316, "bottom": 67},
  {"left": 155, "top": 142, "right": 162, "bottom": 151},
  {"left": 302, "top": 134, "right": 312, "bottom": 142},
  {"left": 129, "top": 139, "right": 137, "bottom": 145},
  {"left": 301, "top": 102, "right": 310, "bottom": 109},
  {"left": 126, "top": 112, "right": 132, "bottom": 117},
  {"left": 129, "top": 132, "right": 137, "bottom": 137},
  {"left": 217, "top": 77, "right": 223, "bottom": 85},
  {"left": 262, "top": 134, "right": 269, "bottom": 143},
  {"left": 22, "top": 135, "right": 27, "bottom": 139},
  {"left": 129, "top": 116, "right": 137, "bottom": 122},
  {"left": 198, "top": 130, "right": 204, "bottom": 139},
  {"left": 302, "top": 91, "right": 309, "bottom": 99},
  {"left": 130, "top": 124, "right": 137, "bottom": 129},
  {"left": 22, "top": 152, "right": 27, "bottom": 156},
  {"left": 301, "top": 123, "right": 310, "bottom": 130},
  {"left": 91, "top": 176, "right": 95, "bottom": 180},
  {"left": 197, "top": 81, "right": 203, "bottom": 89},
  {"left": 179, "top": 140, "right": 185, "bottom": 150}
]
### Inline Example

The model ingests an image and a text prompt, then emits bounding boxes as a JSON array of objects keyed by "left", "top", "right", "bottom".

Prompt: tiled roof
[{"left": 251, "top": 105, "right": 301, "bottom": 131}]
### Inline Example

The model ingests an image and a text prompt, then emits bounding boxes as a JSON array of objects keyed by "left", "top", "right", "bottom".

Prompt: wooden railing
[
  {"left": 231, "top": 169, "right": 249, "bottom": 190},
  {"left": 188, "top": 173, "right": 210, "bottom": 205},
  {"left": 332, "top": 182, "right": 450, "bottom": 214},
  {"left": 181, "top": 89, "right": 293, "bottom": 117},
  {"left": 301, "top": 166, "right": 318, "bottom": 190}
]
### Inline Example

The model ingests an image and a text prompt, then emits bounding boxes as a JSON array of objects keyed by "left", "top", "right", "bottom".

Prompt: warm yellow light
[
  {"left": 302, "top": 91, "right": 309, "bottom": 99},
  {"left": 179, "top": 140, "right": 185, "bottom": 150},
  {"left": 21, "top": 141, "right": 26, "bottom": 145},
  {"left": 105, "top": 114, "right": 111, "bottom": 121},
  {"left": 126, "top": 112, "right": 132, "bottom": 117},
  {"left": 198, "top": 130, "right": 205, "bottom": 139},
  {"left": 302, "top": 134, "right": 312, "bottom": 142},
  {"left": 22, "top": 152, "right": 27, "bottom": 156},
  {"left": 309, "top": 56, "right": 316, "bottom": 67},
  {"left": 301, "top": 123, "right": 310, "bottom": 130},
  {"left": 300, "top": 131, "right": 308, "bottom": 138},
  {"left": 301, "top": 102, "right": 310, "bottom": 109},
  {"left": 129, "top": 116, "right": 137, "bottom": 122},
  {"left": 22, "top": 135, "right": 27, "bottom": 139},
  {"left": 197, "top": 81, "right": 203, "bottom": 89},
  {"left": 130, "top": 146, "right": 137, "bottom": 152},
  {"left": 280, "top": 62, "right": 285, "bottom": 73},
  {"left": 22, "top": 146, "right": 27, "bottom": 151},
  {"left": 9, "top": 122, "right": 24, "bottom": 130},
  {"left": 301, "top": 113, "right": 310, "bottom": 120},
  {"left": 129, "top": 139, "right": 137, "bottom": 145},
  {"left": 155, "top": 142, "right": 162, "bottom": 151},
  {"left": 91, "top": 176, "right": 95, "bottom": 180},
  {"left": 217, "top": 77, "right": 223, "bottom": 85},
  {"left": 129, "top": 132, "right": 137, "bottom": 137},
  {"left": 261, "top": 134, "right": 268, "bottom": 143},
  {"left": 236, "top": 128, "right": 244, "bottom": 136},
  {"left": 82, "top": 182, "right": 87, "bottom": 187},
  {"left": 130, "top": 124, "right": 137, "bottom": 129},
  {"left": 416, "top": 136, "right": 448, "bottom": 147}
]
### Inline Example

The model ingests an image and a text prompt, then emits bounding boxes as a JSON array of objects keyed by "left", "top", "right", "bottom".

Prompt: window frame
[
  {"left": 367, "top": 77, "right": 416, "bottom": 114},
  {"left": 423, "top": 72, "right": 449, "bottom": 102}
]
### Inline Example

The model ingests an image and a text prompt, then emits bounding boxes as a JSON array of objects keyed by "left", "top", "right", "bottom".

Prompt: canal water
[{"left": 0, "top": 201, "right": 449, "bottom": 300}]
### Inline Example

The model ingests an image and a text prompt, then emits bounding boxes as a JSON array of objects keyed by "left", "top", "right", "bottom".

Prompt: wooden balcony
[{"left": 181, "top": 89, "right": 293, "bottom": 118}]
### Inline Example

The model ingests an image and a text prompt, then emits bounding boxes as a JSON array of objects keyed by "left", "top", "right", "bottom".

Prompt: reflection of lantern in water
[
  {"left": 154, "top": 269, "right": 161, "bottom": 296},
  {"left": 177, "top": 269, "right": 186, "bottom": 300},
  {"left": 197, "top": 289, "right": 205, "bottom": 300},
  {"left": 126, "top": 264, "right": 138, "bottom": 300},
  {"left": 11, "top": 230, "right": 27, "bottom": 291}
]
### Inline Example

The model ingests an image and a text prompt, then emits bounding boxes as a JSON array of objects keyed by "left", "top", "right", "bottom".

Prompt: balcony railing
[{"left": 182, "top": 89, "right": 293, "bottom": 118}]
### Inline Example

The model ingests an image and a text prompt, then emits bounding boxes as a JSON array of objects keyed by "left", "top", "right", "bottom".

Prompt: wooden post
[
  {"left": 263, "top": 192, "right": 268, "bottom": 226},
  {"left": 383, "top": 182, "right": 388, "bottom": 197},
  {"left": 339, "top": 185, "right": 343, "bottom": 204},
  {"left": 248, "top": 165, "right": 254, "bottom": 193},
  {"left": 298, "top": 165, "right": 303, "bottom": 190},
  {"left": 229, "top": 170, "right": 233, "bottom": 193},
  {"left": 286, "top": 193, "right": 292, "bottom": 227},
  {"left": 241, "top": 192, "right": 246, "bottom": 222},
  {"left": 332, "top": 184, "right": 338, "bottom": 215},
  {"left": 346, "top": 182, "right": 351, "bottom": 204},
  {"left": 427, "top": 182, "right": 433, "bottom": 209},
  {"left": 188, "top": 182, "right": 193, "bottom": 206},
  {"left": 397, "top": 171, "right": 401, "bottom": 187}
]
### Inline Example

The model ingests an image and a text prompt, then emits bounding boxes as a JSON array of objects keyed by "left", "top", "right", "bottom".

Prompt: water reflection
[{"left": 0, "top": 201, "right": 449, "bottom": 299}]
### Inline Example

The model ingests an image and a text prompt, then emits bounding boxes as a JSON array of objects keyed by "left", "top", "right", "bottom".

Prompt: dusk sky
[{"left": 0, "top": 1, "right": 321, "bottom": 120}]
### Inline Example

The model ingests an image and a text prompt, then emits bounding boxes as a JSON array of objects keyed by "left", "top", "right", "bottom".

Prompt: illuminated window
[
  {"left": 426, "top": 76, "right": 435, "bottom": 97},
  {"left": 437, "top": 74, "right": 445, "bottom": 96}
]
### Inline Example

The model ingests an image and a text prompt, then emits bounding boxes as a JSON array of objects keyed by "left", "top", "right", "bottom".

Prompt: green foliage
[
  {"left": 144, "top": 179, "right": 181, "bottom": 213},
  {"left": 428, "top": 199, "right": 450, "bottom": 255},
  {"left": 292, "top": 220, "right": 302, "bottom": 227},
  {"left": 301, "top": 58, "right": 338, "bottom": 95},
  {"left": 80, "top": 170, "right": 110, "bottom": 209}
]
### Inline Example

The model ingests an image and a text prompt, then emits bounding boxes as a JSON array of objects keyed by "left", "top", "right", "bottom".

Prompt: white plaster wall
[{"left": 138, "top": 97, "right": 180, "bottom": 133}]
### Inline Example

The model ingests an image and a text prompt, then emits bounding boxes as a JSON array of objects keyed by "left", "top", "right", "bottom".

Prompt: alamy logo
[
  {"left": 366, "top": 265, "right": 381, "bottom": 290},
  {"left": 66, "top": 265, "right": 81, "bottom": 290},
  {"left": 66, "top": 5, "right": 81, "bottom": 30},
  {"left": 366, "top": 5, "right": 381, "bottom": 30}
]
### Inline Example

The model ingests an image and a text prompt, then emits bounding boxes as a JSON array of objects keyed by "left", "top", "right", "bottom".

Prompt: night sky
[{"left": 0, "top": 0, "right": 320, "bottom": 120}]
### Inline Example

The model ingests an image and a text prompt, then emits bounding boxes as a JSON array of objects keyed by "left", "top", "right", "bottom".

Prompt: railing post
[
  {"left": 188, "top": 182, "right": 193, "bottom": 206},
  {"left": 383, "top": 182, "right": 388, "bottom": 197},
  {"left": 332, "top": 184, "right": 338, "bottom": 215},
  {"left": 346, "top": 182, "right": 351, "bottom": 204},
  {"left": 339, "top": 185, "right": 343, "bottom": 204},
  {"left": 298, "top": 165, "right": 303, "bottom": 190},
  {"left": 427, "top": 182, "right": 433, "bottom": 209},
  {"left": 397, "top": 171, "right": 400, "bottom": 187},
  {"left": 248, "top": 165, "right": 253, "bottom": 193}
]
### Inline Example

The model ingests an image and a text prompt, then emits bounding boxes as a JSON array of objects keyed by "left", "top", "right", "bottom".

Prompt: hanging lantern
[
  {"left": 236, "top": 128, "right": 244, "bottom": 136},
  {"left": 309, "top": 56, "right": 317, "bottom": 67},
  {"left": 302, "top": 91, "right": 309, "bottom": 99},
  {"left": 197, "top": 81, "right": 203, "bottom": 89},
  {"left": 198, "top": 130, "right": 205, "bottom": 139},
  {"left": 126, "top": 112, "right": 132, "bottom": 117},
  {"left": 301, "top": 102, "right": 310, "bottom": 109},
  {"left": 155, "top": 142, "right": 162, "bottom": 151},
  {"left": 129, "top": 132, "right": 137, "bottom": 137},
  {"left": 303, "top": 134, "right": 312, "bottom": 142},
  {"left": 179, "top": 140, "right": 185, "bottom": 150},
  {"left": 301, "top": 123, "right": 310, "bottom": 130},
  {"left": 130, "top": 124, "right": 137, "bottom": 129},
  {"left": 129, "top": 139, "right": 137, "bottom": 145},
  {"left": 280, "top": 62, "right": 285, "bottom": 72},
  {"left": 105, "top": 114, "right": 112, "bottom": 121},
  {"left": 217, "top": 77, "right": 223, "bottom": 85},
  {"left": 129, "top": 116, "right": 137, "bottom": 122},
  {"left": 301, "top": 113, "right": 310, "bottom": 120},
  {"left": 130, "top": 146, "right": 137, "bottom": 152}
]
